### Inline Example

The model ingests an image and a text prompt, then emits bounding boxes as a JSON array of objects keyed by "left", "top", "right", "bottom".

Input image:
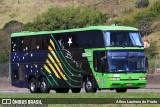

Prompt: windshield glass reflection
[
  {"left": 107, "top": 51, "right": 146, "bottom": 72},
  {"left": 104, "top": 31, "right": 143, "bottom": 47}
]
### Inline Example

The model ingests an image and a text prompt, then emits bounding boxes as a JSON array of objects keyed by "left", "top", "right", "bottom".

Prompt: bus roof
[{"left": 11, "top": 26, "right": 139, "bottom": 37}]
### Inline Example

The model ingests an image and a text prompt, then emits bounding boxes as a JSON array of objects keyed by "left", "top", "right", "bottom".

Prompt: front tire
[
  {"left": 116, "top": 88, "right": 127, "bottom": 93},
  {"left": 39, "top": 77, "right": 50, "bottom": 93},
  {"left": 85, "top": 77, "right": 97, "bottom": 93},
  {"left": 28, "top": 78, "right": 39, "bottom": 93}
]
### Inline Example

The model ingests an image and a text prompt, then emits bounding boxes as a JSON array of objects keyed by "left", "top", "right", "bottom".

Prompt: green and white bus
[{"left": 11, "top": 26, "right": 147, "bottom": 93}]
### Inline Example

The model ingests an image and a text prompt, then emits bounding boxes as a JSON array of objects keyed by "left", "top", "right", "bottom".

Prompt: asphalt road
[{"left": 0, "top": 88, "right": 160, "bottom": 94}]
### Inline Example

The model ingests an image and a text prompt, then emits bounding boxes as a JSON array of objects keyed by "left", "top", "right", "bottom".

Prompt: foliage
[
  {"left": 145, "top": 41, "right": 158, "bottom": 59},
  {"left": 0, "top": 30, "right": 10, "bottom": 63},
  {"left": 123, "top": 7, "right": 134, "bottom": 14},
  {"left": 134, "top": 11, "right": 155, "bottom": 21},
  {"left": 0, "top": 0, "right": 4, "bottom": 3},
  {"left": 138, "top": 20, "right": 152, "bottom": 37},
  {"left": 150, "top": 0, "right": 160, "bottom": 15},
  {"left": 24, "top": 7, "right": 107, "bottom": 31},
  {"left": 109, "top": 0, "right": 160, "bottom": 36},
  {"left": 135, "top": 0, "right": 149, "bottom": 8},
  {"left": 0, "top": 20, "right": 23, "bottom": 63},
  {"left": 145, "top": 41, "right": 159, "bottom": 71},
  {"left": 108, "top": 18, "right": 122, "bottom": 25},
  {"left": 3, "top": 20, "right": 23, "bottom": 33},
  {"left": 121, "top": 15, "right": 135, "bottom": 26},
  {"left": 147, "top": 58, "right": 155, "bottom": 71}
]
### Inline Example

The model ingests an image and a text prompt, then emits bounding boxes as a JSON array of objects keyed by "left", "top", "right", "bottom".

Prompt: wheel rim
[
  {"left": 31, "top": 82, "right": 35, "bottom": 91},
  {"left": 41, "top": 81, "right": 46, "bottom": 91},
  {"left": 86, "top": 81, "right": 92, "bottom": 90}
]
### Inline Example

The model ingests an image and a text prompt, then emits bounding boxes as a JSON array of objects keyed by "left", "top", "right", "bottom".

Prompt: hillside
[{"left": 0, "top": 0, "right": 135, "bottom": 28}]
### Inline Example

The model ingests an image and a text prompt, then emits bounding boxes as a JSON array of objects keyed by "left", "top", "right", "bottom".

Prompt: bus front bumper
[{"left": 107, "top": 80, "right": 146, "bottom": 89}]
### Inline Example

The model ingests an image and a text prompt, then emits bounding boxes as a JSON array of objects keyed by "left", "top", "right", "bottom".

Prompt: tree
[
  {"left": 138, "top": 20, "right": 152, "bottom": 37},
  {"left": 0, "top": 20, "right": 23, "bottom": 63},
  {"left": 145, "top": 41, "right": 158, "bottom": 58},
  {"left": 135, "top": 0, "right": 149, "bottom": 8},
  {"left": 24, "top": 7, "right": 107, "bottom": 31},
  {"left": 0, "top": 30, "right": 10, "bottom": 62},
  {"left": 150, "top": 0, "right": 160, "bottom": 14},
  {"left": 3, "top": 20, "right": 23, "bottom": 34}
]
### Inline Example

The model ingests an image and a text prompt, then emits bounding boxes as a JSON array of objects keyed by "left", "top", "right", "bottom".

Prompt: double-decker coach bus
[{"left": 11, "top": 26, "right": 147, "bottom": 93}]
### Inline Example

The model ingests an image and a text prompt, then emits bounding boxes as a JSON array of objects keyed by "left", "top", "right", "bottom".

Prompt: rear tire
[
  {"left": 39, "top": 77, "right": 50, "bottom": 93},
  {"left": 116, "top": 89, "right": 127, "bottom": 93},
  {"left": 85, "top": 77, "right": 97, "bottom": 93},
  {"left": 28, "top": 78, "right": 39, "bottom": 93},
  {"left": 71, "top": 88, "right": 81, "bottom": 93}
]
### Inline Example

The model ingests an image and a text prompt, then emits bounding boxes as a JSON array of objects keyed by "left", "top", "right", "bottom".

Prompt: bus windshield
[
  {"left": 104, "top": 31, "right": 143, "bottom": 47},
  {"left": 107, "top": 51, "right": 146, "bottom": 72}
]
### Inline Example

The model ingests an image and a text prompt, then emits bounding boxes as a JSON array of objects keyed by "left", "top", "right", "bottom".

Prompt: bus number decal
[{"left": 82, "top": 53, "right": 91, "bottom": 57}]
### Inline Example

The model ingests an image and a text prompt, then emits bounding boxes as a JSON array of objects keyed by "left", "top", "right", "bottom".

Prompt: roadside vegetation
[{"left": 1, "top": 92, "right": 160, "bottom": 98}]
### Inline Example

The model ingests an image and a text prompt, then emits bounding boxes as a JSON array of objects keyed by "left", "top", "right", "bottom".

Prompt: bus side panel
[
  {"left": 11, "top": 52, "right": 28, "bottom": 88},
  {"left": 52, "top": 31, "right": 102, "bottom": 89},
  {"left": 11, "top": 63, "right": 26, "bottom": 88},
  {"left": 65, "top": 48, "right": 98, "bottom": 88},
  {"left": 33, "top": 51, "right": 68, "bottom": 89}
]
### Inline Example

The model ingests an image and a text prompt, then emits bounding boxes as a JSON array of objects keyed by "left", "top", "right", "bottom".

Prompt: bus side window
[
  {"left": 22, "top": 36, "right": 43, "bottom": 51},
  {"left": 42, "top": 35, "right": 49, "bottom": 50},
  {"left": 22, "top": 36, "right": 31, "bottom": 51},
  {"left": 11, "top": 37, "right": 18, "bottom": 52},
  {"left": 30, "top": 36, "right": 43, "bottom": 51},
  {"left": 35, "top": 36, "right": 43, "bottom": 50},
  {"left": 76, "top": 31, "right": 104, "bottom": 49}
]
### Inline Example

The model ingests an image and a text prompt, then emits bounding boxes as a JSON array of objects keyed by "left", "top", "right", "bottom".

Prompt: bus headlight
[
  {"left": 110, "top": 77, "right": 120, "bottom": 81},
  {"left": 139, "top": 77, "right": 146, "bottom": 80}
]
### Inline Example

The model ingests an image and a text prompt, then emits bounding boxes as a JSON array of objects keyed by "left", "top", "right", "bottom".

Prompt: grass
[
  {"left": 0, "top": 93, "right": 160, "bottom": 107},
  {"left": 0, "top": 92, "right": 160, "bottom": 98}
]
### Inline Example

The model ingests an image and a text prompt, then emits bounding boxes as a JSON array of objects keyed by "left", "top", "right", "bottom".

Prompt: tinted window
[
  {"left": 104, "top": 31, "right": 143, "bottom": 47},
  {"left": 94, "top": 51, "right": 108, "bottom": 72},
  {"left": 12, "top": 35, "right": 50, "bottom": 52},
  {"left": 54, "top": 30, "right": 104, "bottom": 49},
  {"left": 41, "top": 35, "right": 50, "bottom": 50},
  {"left": 11, "top": 38, "right": 18, "bottom": 52},
  {"left": 77, "top": 30, "right": 104, "bottom": 48}
]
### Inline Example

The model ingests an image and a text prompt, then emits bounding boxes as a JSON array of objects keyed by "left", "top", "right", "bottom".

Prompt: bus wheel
[
  {"left": 85, "top": 77, "right": 97, "bottom": 93},
  {"left": 39, "top": 77, "right": 50, "bottom": 93},
  {"left": 56, "top": 88, "right": 69, "bottom": 93},
  {"left": 71, "top": 88, "right": 81, "bottom": 93},
  {"left": 116, "top": 89, "right": 127, "bottom": 93},
  {"left": 29, "top": 78, "right": 39, "bottom": 93}
]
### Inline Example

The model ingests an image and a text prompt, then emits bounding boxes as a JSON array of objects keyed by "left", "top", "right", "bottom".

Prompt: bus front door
[{"left": 93, "top": 51, "right": 107, "bottom": 88}]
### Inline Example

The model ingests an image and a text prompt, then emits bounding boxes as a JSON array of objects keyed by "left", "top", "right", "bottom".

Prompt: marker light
[
  {"left": 110, "top": 77, "right": 120, "bottom": 81},
  {"left": 139, "top": 77, "right": 146, "bottom": 80}
]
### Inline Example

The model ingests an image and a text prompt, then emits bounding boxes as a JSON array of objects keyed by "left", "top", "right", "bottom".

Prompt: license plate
[{"left": 126, "top": 84, "right": 132, "bottom": 86}]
